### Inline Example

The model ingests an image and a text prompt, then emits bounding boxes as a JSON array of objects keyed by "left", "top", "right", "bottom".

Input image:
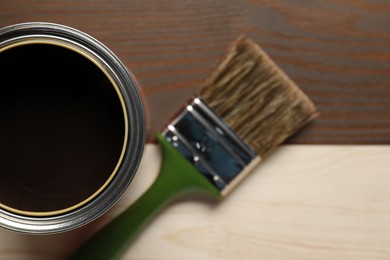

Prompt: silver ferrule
[{"left": 162, "top": 98, "right": 260, "bottom": 196}]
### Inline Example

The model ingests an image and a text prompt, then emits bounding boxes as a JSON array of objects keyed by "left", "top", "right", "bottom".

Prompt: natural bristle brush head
[
  {"left": 199, "top": 36, "right": 318, "bottom": 159},
  {"left": 161, "top": 36, "right": 318, "bottom": 195}
]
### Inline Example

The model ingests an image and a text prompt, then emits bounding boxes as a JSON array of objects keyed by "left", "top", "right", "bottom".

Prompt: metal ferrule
[{"left": 162, "top": 98, "right": 261, "bottom": 196}]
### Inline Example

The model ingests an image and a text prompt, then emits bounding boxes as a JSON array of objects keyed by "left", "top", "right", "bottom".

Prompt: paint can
[{"left": 0, "top": 22, "right": 146, "bottom": 233}]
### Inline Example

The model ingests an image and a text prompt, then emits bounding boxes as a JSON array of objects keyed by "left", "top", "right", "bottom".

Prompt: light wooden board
[{"left": 1, "top": 145, "right": 390, "bottom": 259}]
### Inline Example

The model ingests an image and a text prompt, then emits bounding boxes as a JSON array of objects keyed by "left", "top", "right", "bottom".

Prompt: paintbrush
[{"left": 70, "top": 36, "right": 318, "bottom": 259}]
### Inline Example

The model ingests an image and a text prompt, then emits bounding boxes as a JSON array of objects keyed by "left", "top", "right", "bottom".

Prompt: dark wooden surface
[{"left": 1, "top": 0, "right": 389, "bottom": 144}]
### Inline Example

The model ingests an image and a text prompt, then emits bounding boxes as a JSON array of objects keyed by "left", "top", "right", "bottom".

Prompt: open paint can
[{"left": 0, "top": 22, "right": 146, "bottom": 233}]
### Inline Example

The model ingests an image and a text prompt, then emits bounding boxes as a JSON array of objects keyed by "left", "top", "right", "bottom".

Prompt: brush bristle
[{"left": 199, "top": 37, "right": 318, "bottom": 158}]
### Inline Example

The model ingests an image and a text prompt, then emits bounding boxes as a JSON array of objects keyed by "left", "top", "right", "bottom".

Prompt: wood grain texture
[
  {"left": 1, "top": 0, "right": 389, "bottom": 144},
  {"left": 0, "top": 144, "right": 390, "bottom": 259}
]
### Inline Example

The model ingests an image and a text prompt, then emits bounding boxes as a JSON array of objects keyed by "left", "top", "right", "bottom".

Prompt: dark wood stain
[{"left": 0, "top": 44, "right": 124, "bottom": 212}]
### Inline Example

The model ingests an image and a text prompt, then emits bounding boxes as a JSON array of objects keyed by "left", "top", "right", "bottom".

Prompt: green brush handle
[{"left": 69, "top": 134, "right": 220, "bottom": 260}]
